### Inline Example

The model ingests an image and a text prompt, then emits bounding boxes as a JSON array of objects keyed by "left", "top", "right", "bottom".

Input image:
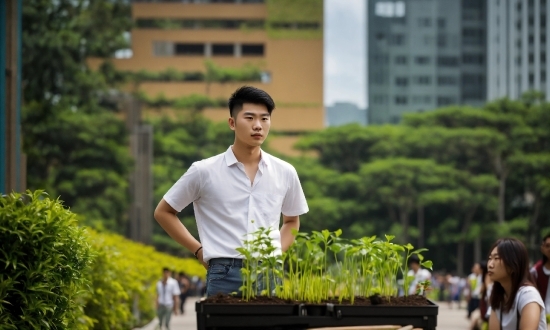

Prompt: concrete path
[{"left": 139, "top": 298, "right": 472, "bottom": 330}]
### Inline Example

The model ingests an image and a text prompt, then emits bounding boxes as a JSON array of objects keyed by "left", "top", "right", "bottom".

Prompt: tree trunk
[
  {"left": 456, "top": 207, "right": 477, "bottom": 276},
  {"left": 399, "top": 207, "right": 410, "bottom": 244},
  {"left": 417, "top": 205, "right": 425, "bottom": 248},
  {"left": 529, "top": 198, "right": 541, "bottom": 261},
  {"left": 494, "top": 154, "right": 507, "bottom": 224},
  {"left": 474, "top": 236, "right": 481, "bottom": 264}
]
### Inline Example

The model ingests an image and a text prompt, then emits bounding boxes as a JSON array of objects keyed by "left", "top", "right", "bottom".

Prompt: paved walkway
[{"left": 139, "top": 298, "right": 472, "bottom": 330}]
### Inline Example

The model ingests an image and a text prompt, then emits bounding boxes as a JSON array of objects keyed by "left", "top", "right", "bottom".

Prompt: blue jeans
[{"left": 205, "top": 258, "right": 279, "bottom": 297}]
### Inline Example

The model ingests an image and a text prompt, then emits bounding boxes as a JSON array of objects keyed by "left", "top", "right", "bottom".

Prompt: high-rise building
[
  {"left": 89, "top": 0, "right": 324, "bottom": 156},
  {"left": 487, "top": 0, "right": 550, "bottom": 100},
  {"left": 367, "top": 0, "right": 487, "bottom": 124}
]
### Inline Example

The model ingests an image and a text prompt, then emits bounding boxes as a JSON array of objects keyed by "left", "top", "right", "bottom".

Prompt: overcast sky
[{"left": 324, "top": 0, "right": 366, "bottom": 109}]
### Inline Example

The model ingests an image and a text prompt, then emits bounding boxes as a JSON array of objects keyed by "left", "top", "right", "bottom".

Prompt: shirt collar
[{"left": 224, "top": 146, "right": 270, "bottom": 168}]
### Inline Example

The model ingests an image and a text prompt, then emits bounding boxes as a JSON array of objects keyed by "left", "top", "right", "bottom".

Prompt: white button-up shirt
[
  {"left": 156, "top": 277, "right": 181, "bottom": 306},
  {"left": 164, "top": 146, "right": 309, "bottom": 262}
]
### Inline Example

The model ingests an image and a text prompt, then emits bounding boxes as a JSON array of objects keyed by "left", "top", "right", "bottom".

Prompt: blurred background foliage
[{"left": 19, "top": 0, "right": 550, "bottom": 281}]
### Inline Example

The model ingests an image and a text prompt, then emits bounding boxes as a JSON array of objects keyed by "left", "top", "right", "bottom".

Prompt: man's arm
[
  {"left": 172, "top": 294, "right": 179, "bottom": 315},
  {"left": 154, "top": 199, "right": 207, "bottom": 268},
  {"left": 280, "top": 215, "right": 300, "bottom": 252}
]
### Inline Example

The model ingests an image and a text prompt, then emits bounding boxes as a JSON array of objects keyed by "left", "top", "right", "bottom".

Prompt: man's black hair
[
  {"left": 162, "top": 267, "right": 170, "bottom": 272},
  {"left": 408, "top": 254, "right": 421, "bottom": 266},
  {"left": 228, "top": 86, "right": 275, "bottom": 117}
]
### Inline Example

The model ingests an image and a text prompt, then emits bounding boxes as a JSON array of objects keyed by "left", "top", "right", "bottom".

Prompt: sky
[{"left": 324, "top": 0, "right": 367, "bottom": 109}]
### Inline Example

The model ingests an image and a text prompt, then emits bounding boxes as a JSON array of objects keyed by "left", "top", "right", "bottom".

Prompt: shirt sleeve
[
  {"left": 172, "top": 281, "right": 181, "bottom": 296},
  {"left": 163, "top": 163, "right": 202, "bottom": 212},
  {"left": 518, "top": 286, "right": 545, "bottom": 313},
  {"left": 281, "top": 166, "right": 309, "bottom": 217}
]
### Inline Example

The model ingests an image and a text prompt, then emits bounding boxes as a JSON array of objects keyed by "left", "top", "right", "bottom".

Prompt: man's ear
[{"left": 228, "top": 117, "right": 236, "bottom": 131}]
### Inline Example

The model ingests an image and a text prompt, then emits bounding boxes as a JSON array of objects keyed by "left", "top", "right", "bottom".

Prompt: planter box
[
  {"left": 195, "top": 299, "right": 438, "bottom": 330},
  {"left": 325, "top": 300, "right": 438, "bottom": 330}
]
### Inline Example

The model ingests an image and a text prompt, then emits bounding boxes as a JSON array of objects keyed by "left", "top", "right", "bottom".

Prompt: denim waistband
[{"left": 208, "top": 258, "right": 245, "bottom": 267}]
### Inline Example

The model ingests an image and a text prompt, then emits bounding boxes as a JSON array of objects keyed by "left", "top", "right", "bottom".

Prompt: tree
[
  {"left": 357, "top": 158, "right": 466, "bottom": 244},
  {"left": 22, "top": 0, "right": 134, "bottom": 232},
  {"left": 403, "top": 102, "right": 536, "bottom": 224}
]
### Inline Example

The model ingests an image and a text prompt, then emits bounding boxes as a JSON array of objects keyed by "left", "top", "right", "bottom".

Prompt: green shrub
[
  {"left": 84, "top": 230, "right": 205, "bottom": 329},
  {"left": 0, "top": 191, "right": 94, "bottom": 330}
]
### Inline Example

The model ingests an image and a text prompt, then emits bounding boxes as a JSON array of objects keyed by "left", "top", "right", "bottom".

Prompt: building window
[
  {"left": 395, "top": 55, "right": 408, "bottom": 64},
  {"left": 242, "top": 44, "right": 264, "bottom": 56},
  {"left": 175, "top": 43, "right": 204, "bottom": 55},
  {"left": 462, "top": 28, "right": 484, "bottom": 46},
  {"left": 438, "top": 56, "right": 459, "bottom": 67},
  {"left": 374, "top": 54, "right": 389, "bottom": 64},
  {"left": 437, "top": 96, "right": 456, "bottom": 106},
  {"left": 415, "top": 56, "right": 430, "bottom": 64},
  {"left": 389, "top": 34, "right": 406, "bottom": 46},
  {"left": 153, "top": 41, "right": 175, "bottom": 56},
  {"left": 437, "top": 18, "right": 446, "bottom": 29},
  {"left": 375, "top": 1, "right": 406, "bottom": 17},
  {"left": 414, "top": 76, "right": 432, "bottom": 85},
  {"left": 395, "top": 96, "right": 408, "bottom": 105},
  {"left": 462, "top": 54, "right": 484, "bottom": 64},
  {"left": 373, "top": 95, "right": 387, "bottom": 104},
  {"left": 395, "top": 77, "right": 409, "bottom": 87},
  {"left": 462, "top": 74, "right": 484, "bottom": 86},
  {"left": 418, "top": 17, "right": 432, "bottom": 27},
  {"left": 437, "top": 34, "right": 447, "bottom": 47},
  {"left": 212, "top": 44, "right": 234, "bottom": 56},
  {"left": 438, "top": 76, "right": 458, "bottom": 85}
]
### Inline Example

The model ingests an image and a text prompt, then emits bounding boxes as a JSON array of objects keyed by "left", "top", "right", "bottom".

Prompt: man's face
[
  {"left": 410, "top": 262, "right": 420, "bottom": 272},
  {"left": 163, "top": 270, "right": 171, "bottom": 280},
  {"left": 472, "top": 263, "right": 481, "bottom": 275},
  {"left": 541, "top": 238, "right": 550, "bottom": 259},
  {"left": 229, "top": 103, "right": 271, "bottom": 147}
]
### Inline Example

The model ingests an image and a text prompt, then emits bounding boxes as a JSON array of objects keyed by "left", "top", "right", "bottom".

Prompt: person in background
[
  {"left": 156, "top": 268, "right": 180, "bottom": 330},
  {"left": 177, "top": 272, "right": 191, "bottom": 315},
  {"left": 487, "top": 238, "right": 546, "bottom": 330},
  {"left": 467, "top": 262, "right": 483, "bottom": 319},
  {"left": 407, "top": 254, "right": 432, "bottom": 295},
  {"left": 470, "top": 261, "right": 492, "bottom": 330},
  {"left": 530, "top": 233, "right": 550, "bottom": 315}
]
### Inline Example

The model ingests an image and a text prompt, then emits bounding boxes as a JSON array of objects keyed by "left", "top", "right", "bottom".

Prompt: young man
[
  {"left": 156, "top": 268, "right": 180, "bottom": 330},
  {"left": 530, "top": 233, "right": 550, "bottom": 314},
  {"left": 406, "top": 255, "right": 432, "bottom": 295},
  {"left": 154, "top": 86, "right": 309, "bottom": 297}
]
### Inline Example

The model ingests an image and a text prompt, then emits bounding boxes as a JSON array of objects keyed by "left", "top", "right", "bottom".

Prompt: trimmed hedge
[
  {"left": 84, "top": 230, "right": 205, "bottom": 329},
  {"left": 0, "top": 191, "right": 94, "bottom": 330},
  {"left": 0, "top": 191, "right": 205, "bottom": 329}
]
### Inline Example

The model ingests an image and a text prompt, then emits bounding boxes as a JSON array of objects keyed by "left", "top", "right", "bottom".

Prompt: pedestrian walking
[
  {"left": 154, "top": 86, "right": 309, "bottom": 297},
  {"left": 155, "top": 268, "right": 180, "bottom": 330},
  {"left": 487, "top": 238, "right": 546, "bottom": 330},
  {"left": 530, "top": 233, "right": 550, "bottom": 315}
]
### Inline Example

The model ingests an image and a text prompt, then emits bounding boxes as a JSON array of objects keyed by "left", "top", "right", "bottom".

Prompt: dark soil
[{"left": 203, "top": 293, "right": 431, "bottom": 306}]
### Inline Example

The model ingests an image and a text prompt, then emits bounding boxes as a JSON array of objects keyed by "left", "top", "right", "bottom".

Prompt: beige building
[{"left": 89, "top": 0, "right": 324, "bottom": 156}]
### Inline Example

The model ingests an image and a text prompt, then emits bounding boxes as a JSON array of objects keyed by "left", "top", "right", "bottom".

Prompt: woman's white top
[{"left": 494, "top": 286, "right": 546, "bottom": 330}]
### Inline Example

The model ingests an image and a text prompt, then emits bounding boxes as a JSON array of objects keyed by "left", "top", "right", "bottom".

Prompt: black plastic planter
[
  {"left": 325, "top": 299, "right": 438, "bottom": 330},
  {"left": 195, "top": 299, "right": 438, "bottom": 330}
]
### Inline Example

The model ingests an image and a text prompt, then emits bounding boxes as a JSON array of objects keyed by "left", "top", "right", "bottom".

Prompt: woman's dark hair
[
  {"left": 541, "top": 233, "right": 550, "bottom": 264},
  {"left": 228, "top": 86, "right": 275, "bottom": 117},
  {"left": 489, "top": 238, "right": 534, "bottom": 312}
]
